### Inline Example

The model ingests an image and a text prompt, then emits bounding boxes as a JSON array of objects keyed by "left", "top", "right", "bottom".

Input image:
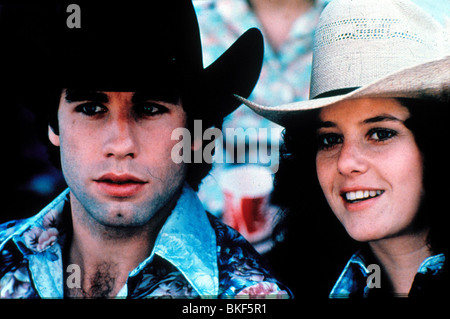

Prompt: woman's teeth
[{"left": 344, "top": 190, "right": 383, "bottom": 202}]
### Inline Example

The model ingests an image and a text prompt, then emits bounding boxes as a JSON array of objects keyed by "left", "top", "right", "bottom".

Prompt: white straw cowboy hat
[{"left": 235, "top": 0, "right": 450, "bottom": 126}]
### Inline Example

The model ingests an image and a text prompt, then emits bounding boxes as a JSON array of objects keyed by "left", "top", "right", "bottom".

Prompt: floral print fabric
[
  {"left": 330, "top": 249, "right": 446, "bottom": 298},
  {"left": 0, "top": 186, "right": 291, "bottom": 299}
]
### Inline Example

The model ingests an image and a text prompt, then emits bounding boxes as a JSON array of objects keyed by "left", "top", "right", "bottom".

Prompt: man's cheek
[{"left": 59, "top": 138, "right": 87, "bottom": 183}]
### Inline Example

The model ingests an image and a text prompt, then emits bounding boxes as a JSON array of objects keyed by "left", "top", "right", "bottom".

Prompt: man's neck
[
  {"left": 65, "top": 193, "right": 173, "bottom": 298},
  {"left": 368, "top": 228, "right": 432, "bottom": 296}
]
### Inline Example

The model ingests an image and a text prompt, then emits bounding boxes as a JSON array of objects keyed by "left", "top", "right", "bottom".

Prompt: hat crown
[
  {"left": 6, "top": 1, "right": 204, "bottom": 91},
  {"left": 310, "top": 0, "right": 449, "bottom": 99},
  {"left": 2, "top": 2, "right": 265, "bottom": 124}
]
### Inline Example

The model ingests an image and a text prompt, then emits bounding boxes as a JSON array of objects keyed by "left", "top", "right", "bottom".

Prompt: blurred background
[
  {"left": 194, "top": 0, "right": 331, "bottom": 254},
  {"left": 0, "top": 4, "right": 67, "bottom": 225}
]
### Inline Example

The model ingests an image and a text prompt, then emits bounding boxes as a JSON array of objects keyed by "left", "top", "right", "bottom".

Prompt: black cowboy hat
[{"left": 1, "top": 1, "right": 264, "bottom": 122}]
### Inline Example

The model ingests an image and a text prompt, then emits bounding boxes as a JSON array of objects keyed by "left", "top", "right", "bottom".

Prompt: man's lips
[
  {"left": 93, "top": 173, "right": 148, "bottom": 197},
  {"left": 94, "top": 173, "right": 147, "bottom": 184}
]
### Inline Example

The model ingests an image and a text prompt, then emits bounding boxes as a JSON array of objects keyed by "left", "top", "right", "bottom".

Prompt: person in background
[{"left": 194, "top": 0, "right": 330, "bottom": 254}]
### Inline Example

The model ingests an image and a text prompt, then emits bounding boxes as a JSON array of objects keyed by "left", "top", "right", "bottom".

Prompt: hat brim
[{"left": 235, "top": 55, "right": 450, "bottom": 127}]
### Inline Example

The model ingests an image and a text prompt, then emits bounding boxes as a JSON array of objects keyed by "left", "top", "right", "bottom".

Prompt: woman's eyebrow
[
  {"left": 316, "top": 113, "right": 404, "bottom": 130},
  {"left": 362, "top": 114, "right": 403, "bottom": 124},
  {"left": 64, "top": 89, "right": 109, "bottom": 103},
  {"left": 316, "top": 120, "right": 337, "bottom": 129}
]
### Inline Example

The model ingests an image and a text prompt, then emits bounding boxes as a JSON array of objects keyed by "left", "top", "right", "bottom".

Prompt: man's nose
[
  {"left": 336, "top": 140, "right": 369, "bottom": 176},
  {"left": 102, "top": 115, "right": 138, "bottom": 159}
]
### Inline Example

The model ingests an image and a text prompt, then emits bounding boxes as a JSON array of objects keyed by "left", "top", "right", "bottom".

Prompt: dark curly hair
[{"left": 265, "top": 98, "right": 450, "bottom": 297}]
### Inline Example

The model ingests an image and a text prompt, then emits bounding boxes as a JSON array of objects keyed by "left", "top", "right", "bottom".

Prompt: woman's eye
[
  {"left": 75, "top": 103, "right": 107, "bottom": 116},
  {"left": 317, "top": 133, "right": 343, "bottom": 150},
  {"left": 368, "top": 128, "right": 398, "bottom": 142}
]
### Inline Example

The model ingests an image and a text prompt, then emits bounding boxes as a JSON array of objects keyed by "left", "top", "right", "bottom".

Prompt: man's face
[{"left": 49, "top": 89, "right": 189, "bottom": 229}]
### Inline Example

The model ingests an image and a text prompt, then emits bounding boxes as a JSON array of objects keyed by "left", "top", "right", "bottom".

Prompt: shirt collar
[
  {"left": 9, "top": 188, "right": 70, "bottom": 297},
  {"left": 329, "top": 250, "right": 370, "bottom": 298},
  {"left": 127, "top": 184, "right": 219, "bottom": 296},
  {"left": 417, "top": 253, "right": 446, "bottom": 275},
  {"left": 330, "top": 249, "right": 446, "bottom": 298},
  {"left": 7, "top": 184, "right": 219, "bottom": 298}
]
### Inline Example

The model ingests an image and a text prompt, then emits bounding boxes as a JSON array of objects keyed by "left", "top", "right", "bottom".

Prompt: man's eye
[
  {"left": 135, "top": 103, "right": 168, "bottom": 117},
  {"left": 75, "top": 103, "right": 107, "bottom": 116}
]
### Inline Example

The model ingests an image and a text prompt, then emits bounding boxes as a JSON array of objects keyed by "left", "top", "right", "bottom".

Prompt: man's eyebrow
[
  {"left": 64, "top": 89, "right": 109, "bottom": 103},
  {"left": 362, "top": 114, "right": 404, "bottom": 124},
  {"left": 131, "top": 91, "right": 180, "bottom": 105}
]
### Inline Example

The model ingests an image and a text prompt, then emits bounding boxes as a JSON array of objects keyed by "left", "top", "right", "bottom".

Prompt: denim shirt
[
  {"left": 330, "top": 249, "right": 446, "bottom": 298},
  {"left": 0, "top": 184, "right": 291, "bottom": 299}
]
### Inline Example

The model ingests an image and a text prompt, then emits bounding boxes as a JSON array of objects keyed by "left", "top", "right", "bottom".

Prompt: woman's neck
[{"left": 368, "top": 228, "right": 432, "bottom": 296}]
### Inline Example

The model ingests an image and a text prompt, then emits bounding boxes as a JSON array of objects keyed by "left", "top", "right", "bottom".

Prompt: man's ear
[{"left": 48, "top": 125, "right": 60, "bottom": 147}]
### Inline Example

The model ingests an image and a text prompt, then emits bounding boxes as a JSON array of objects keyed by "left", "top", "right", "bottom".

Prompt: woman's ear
[{"left": 48, "top": 125, "right": 60, "bottom": 147}]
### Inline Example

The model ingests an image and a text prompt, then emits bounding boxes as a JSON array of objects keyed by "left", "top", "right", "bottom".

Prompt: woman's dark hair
[
  {"left": 400, "top": 98, "right": 450, "bottom": 255},
  {"left": 266, "top": 98, "right": 450, "bottom": 297},
  {"left": 41, "top": 87, "right": 220, "bottom": 192}
]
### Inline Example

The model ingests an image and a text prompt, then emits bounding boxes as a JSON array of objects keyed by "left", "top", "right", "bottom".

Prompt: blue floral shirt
[
  {"left": 0, "top": 185, "right": 291, "bottom": 299},
  {"left": 330, "top": 249, "right": 446, "bottom": 298}
]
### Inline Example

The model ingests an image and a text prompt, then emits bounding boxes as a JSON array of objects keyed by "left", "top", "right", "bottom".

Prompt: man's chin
[{"left": 85, "top": 201, "right": 155, "bottom": 229}]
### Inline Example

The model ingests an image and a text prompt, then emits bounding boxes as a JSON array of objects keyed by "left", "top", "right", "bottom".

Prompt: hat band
[{"left": 313, "top": 87, "right": 359, "bottom": 99}]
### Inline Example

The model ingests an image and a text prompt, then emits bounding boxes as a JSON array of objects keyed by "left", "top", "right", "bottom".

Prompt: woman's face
[{"left": 316, "top": 98, "right": 424, "bottom": 242}]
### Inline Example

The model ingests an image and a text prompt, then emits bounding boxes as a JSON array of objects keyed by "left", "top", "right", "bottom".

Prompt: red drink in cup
[{"left": 219, "top": 165, "right": 274, "bottom": 237}]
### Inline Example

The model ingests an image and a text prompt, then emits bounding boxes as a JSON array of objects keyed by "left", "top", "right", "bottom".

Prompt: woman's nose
[{"left": 336, "top": 141, "right": 369, "bottom": 176}]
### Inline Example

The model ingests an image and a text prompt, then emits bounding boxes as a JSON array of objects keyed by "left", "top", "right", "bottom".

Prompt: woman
[{"left": 236, "top": 0, "right": 450, "bottom": 297}]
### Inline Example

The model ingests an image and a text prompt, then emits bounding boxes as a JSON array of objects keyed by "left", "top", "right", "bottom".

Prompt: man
[{"left": 0, "top": 2, "right": 290, "bottom": 298}]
